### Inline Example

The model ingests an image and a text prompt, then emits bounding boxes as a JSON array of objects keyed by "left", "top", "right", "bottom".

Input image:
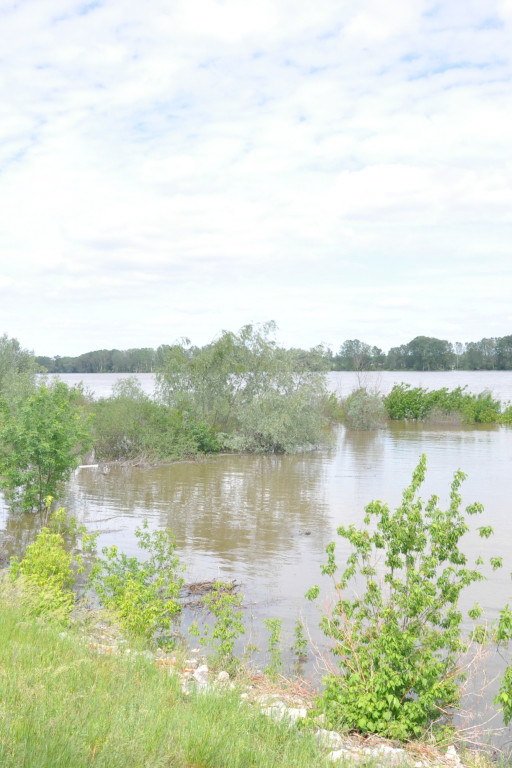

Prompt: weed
[{"left": 264, "top": 618, "right": 283, "bottom": 678}]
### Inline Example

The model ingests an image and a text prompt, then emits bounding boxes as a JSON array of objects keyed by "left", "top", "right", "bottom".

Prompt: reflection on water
[{"left": 1, "top": 422, "right": 512, "bottom": 741}]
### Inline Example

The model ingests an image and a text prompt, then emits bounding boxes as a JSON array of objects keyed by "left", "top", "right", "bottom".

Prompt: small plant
[
  {"left": 90, "top": 520, "right": 184, "bottom": 644},
  {"left": 306, "top": 454, "right": 498, "bottom": 741},
  {"left": 293, "top": 618, "right": 308, "bottom": 659},
  {"left": 189, "top": 581, "right": 245, "bottom": 669},
  {"left": 264, "top": 618, "right": 283, "bottom": 679}
]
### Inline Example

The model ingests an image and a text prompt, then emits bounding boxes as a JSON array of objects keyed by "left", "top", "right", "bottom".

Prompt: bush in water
[{"left": 306, "top": 454, "right": 499, "bottom": 741}]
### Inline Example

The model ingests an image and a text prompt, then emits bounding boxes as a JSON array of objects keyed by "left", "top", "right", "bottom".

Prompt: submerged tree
[{"left": 156, "top": 322, "right": 329, "bottom": 453}]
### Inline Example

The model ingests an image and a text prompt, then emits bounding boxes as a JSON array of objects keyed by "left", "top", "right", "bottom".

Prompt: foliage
[
  {"left": 8, "top": 502, "right": 95, "bottom": 620},
  {"left": 0, "top": 334, "right": 38, "bottom": 398},
  {"left": 189, "top": 581, "right": 246, "bottom": 668},
  {"left": 383, "top": 384, "right": 503, "bottom": 424},
  {"left": 293, "top": 619, "right": 308, "bottom": 659},
  {"left": 343, "top": 388, "right": 386, "bottom": 430},
  {"left": 225, "top": 380, "right": 327, "bottom": 453},
  {"left": 90, "top": 520, "right": 184, "bottom": 643},
  {"left": 9, "top": 527, "right": 74, "bottom": 619},
  {"left": 0, "top": 599, "right": 329, "bottom": 768},
  {"left": 306, "top": 455, "right": 495, "bottom": 741},
  {"left": 92, "top": 378, "right": 219, "bottom": 462},
  {"left": 0, "top": 380, "right": 93, "bottom": 512},
  {"left": 332, "top": 339, "right": 385, "bottom": 371},
  {"left": 263, "top": 618, "right": 283, "bottom": 678},
  {"left": 156, "top": 323, "right": 329, "bottom": 454},
  {"left": 500, "top": 404, "right": 512, "bottom": 424}
]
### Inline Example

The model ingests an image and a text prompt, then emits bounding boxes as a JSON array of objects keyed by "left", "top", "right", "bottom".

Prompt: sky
[{"left": 1, "top": 0, "right": 511, "bottom": 357}]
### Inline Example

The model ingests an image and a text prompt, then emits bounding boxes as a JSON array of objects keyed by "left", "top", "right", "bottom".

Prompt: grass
[
  {"left": 0, "top": 584, "right": 507, "bottom": 768},
  {"left": 0, "top": 593, "right": 335, "bottom": 768}
]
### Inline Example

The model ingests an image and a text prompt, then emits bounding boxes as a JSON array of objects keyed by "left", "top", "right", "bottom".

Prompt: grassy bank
[{"left": 0, "top": 594, "right": 333, "bottom": 768}]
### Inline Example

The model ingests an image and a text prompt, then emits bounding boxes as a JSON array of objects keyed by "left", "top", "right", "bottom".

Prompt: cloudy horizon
[{"left": 1, "top": 0, "right": 511, "bottom": 357}]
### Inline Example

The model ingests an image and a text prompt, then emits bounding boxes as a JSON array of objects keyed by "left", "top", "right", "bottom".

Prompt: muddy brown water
[{"left": 2, "top": 371, "right": 512, "bottom": 744}]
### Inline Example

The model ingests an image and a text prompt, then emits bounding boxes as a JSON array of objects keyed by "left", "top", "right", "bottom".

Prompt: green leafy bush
[
  {"left": 189, "top": 581, "right": 245, "bottom": 668},
  {"left": 384, "top": 384, "right": 502, "bottom": 424},
  {"left": 306, "top": 455, "right": 495, "bottom": 741},
  {"left": 343, "top": 388, "right": 386, "bottom": 430},
  {"left": 8, "top": 503, "right": 95, "bottom": 620},
  {"left": 0, "top": 380, "right": 93, "bottom": 512},
  {"left": 227, "top": 383, "right": 327, "bottom": 453},
  {"left": 90, "top": 521, "right": 184, "bottom": 643},
  {"left": 93, "top": 378, "right": 219, "bottom": 461}
]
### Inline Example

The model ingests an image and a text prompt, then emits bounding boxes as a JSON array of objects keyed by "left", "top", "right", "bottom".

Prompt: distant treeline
[
  {"left": 332, "top": 335, "right": 512, "bottom": 371},
  {"left": 35, "top": 333, "right": 512, "bottom": 374}
]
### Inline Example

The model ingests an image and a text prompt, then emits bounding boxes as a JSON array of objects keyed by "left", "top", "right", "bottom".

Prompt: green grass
[{"left": 0, "top": 596, "right": 334, "bottom": 768}]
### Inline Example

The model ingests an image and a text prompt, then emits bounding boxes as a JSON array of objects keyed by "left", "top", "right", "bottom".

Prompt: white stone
[
  {"left": 192, "top": 664, "right": 209, "bottom": 686},
  {"left": 216, "top": 671, "right": 230, "bottom": 683},
  {"left": 261, "top": 705, "right": 287, "bottom": 721},
  {"left": 445, "top": 746, "right": 462, "bottom": 766},
  {"left": 255, "top": 693, "right": 284, "bottom": 706},
  {"left": 284, "top": 707, "right": 308, "bottom": 723},
  {"left": 327, "top": 749, "right": 351, "bottom": 762},
  {"left": 315, "top": 729, "right": 345, "bottom": 750},
  {"left": 313, "top": 713, "right": 327, "bottom": 726}
]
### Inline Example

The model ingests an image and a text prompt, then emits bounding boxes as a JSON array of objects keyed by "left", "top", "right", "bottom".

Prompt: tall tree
[{"left": 403, "top": 336, "right": 454, "bottom": 371}]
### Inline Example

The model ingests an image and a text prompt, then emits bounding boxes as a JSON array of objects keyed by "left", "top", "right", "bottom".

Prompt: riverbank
[{"left": 0, "top": 591, "right": 503, "bottom": 768}]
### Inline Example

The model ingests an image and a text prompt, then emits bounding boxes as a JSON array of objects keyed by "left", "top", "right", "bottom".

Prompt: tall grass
[{"left": 0, "top": 593, "right": 332, "bottom": 768}]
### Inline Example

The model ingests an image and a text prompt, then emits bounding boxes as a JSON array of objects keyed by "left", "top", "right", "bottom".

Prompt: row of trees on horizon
[{"left": 34, "top": 333, "right": 512, "bottom": 374}]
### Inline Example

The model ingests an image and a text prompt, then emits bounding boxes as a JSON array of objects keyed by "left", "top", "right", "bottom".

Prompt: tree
[
  {"left": 454, "top": 342, "right": 466, "bottom": 370},
  {"left": 404, "top": 336, "right": 454, "bottom": 371},
  {"left": 465, "top": 338, "right": 497, "bottom": 370},
  {"left": 156, "top": 322, "right": 329, "bottom": 453},
  {"left": 0, "top": 334, "right": 38, "bottom": 398},
  {"left": 495, "top": 335, "right": 512, "bottom": 370},
  {"left": 334, "top": 340, "right": 374, "bottom": 371},
  {"left": 0, "top": 380, "right": 93, "bottom": 512}
]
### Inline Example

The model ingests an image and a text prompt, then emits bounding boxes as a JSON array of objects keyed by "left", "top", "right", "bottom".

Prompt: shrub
[
  {"left": 189, "top": 581, "right": 245, "bottom": 669},
  {"left": 228, "top": 383, "right": 327, "bottom": 453},
  {"left": 306, "top": 455, "right": 497, "bottom": 741},
  {"left": 500, "top": 404, "right": 512, "bottom": 424},
  {"left": 90, "top": 520, "right": 184, "bottom": 644},
  {"left": 0, "top": 380, "right": 93, "bottom": 512},
  {"left": 93, "top": 378, "right": 220, "bottom": 461},
  {"left": 343, "top": 388, "right": 386, "bottom": 430},
  {"left": 8, "top": 503, "right": 95, "bottom": 620},
  {"left": 383, "top": 384, "right": 502, "bottom": 424}
]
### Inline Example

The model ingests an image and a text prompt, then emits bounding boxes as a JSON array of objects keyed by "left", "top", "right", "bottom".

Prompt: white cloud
[{"left": 0, "top": 0, "right": 510, "bottom": 354}]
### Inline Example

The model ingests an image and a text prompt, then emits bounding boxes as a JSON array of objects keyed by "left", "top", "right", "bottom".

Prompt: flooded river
[{"left": 2, "top": 371, "right": 512, "bottom": 742}]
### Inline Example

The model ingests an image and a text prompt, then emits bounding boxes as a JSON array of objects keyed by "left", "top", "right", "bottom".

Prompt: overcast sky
[{"left": 1, "top": 0, "right": 511, "bottom": 356}]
